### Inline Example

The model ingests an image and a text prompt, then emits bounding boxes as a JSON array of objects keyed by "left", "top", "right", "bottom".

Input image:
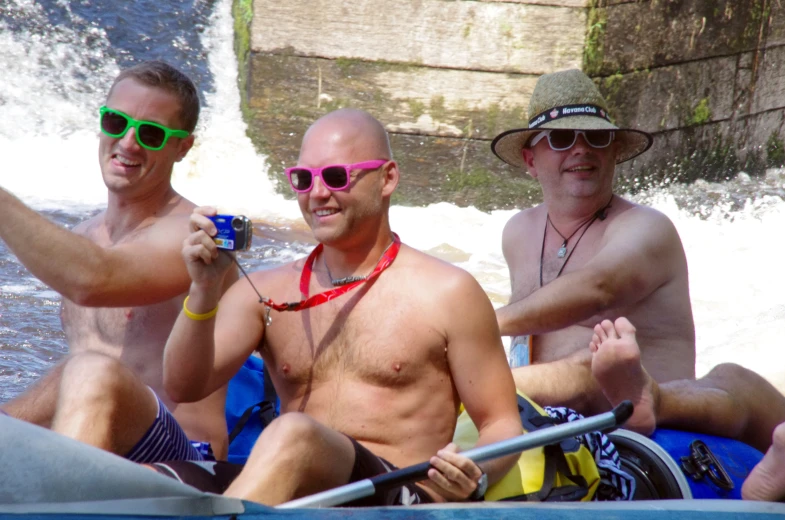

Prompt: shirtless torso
[
  {"left": 502, "top": 196, "right": 695, "bottom": 382},
  {"left": 256, "top": 246, "right": 472, "bottom": 467},
  {"left": 60, "top": 195, "right": 230, "bottom": 453},
  {"left": 164, "top": 108, "right": 521, "bottom": 504}
]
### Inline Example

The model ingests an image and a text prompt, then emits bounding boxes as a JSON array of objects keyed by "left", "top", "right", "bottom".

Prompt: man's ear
[
  {"left": 380, "top": 160, "right": 400, "bottom": 197},
  {"left": 175, "top": 134, "right": 196, "bottom": 162},
  {"left": 521, "top": 148, "right": 538, "bottom": 179}
]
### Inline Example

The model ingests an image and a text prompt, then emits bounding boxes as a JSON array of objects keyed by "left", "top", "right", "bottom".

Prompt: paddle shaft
[{"left": 278, "top": 400, "right": 633, "bottom": 508}]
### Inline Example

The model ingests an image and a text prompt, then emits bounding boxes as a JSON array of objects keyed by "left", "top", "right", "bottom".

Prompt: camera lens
[{"left": 231, "top": 217, "right": 244, "bottom": 231}]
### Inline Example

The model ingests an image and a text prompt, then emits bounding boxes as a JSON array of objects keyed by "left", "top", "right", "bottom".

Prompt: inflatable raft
[{"left": 2, "top": 414, "right": 785, "bottom": 519}]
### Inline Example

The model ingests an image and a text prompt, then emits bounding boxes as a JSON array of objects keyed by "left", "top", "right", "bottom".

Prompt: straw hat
[{"left": 491, "top": 69, "right": 653, "bottom": 167}]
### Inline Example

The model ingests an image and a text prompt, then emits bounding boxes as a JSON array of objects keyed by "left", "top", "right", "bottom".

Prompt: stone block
[
  {"left": 475, "top": 0, "right": 588, "bottom": 5},
  {"left": 767, "top": 0, "right": 785, "bottom": 46},
  {"left": 244, "top": 53, "right": 540, "bottom": 210},
  {"left": 251, "top": 0, "right": 585, "bottom": 74},
  {"left": 592, "top": 0, "right": 771, "bottom": 75},
  {"left": 751, "top": 45, "right": 785, "bottom": 114},
  {"left": 246, "top": 53, "right": 536, "bottom": 141},
  {"left": 597, "top": 57, "right": 736, "bottom": 132}
]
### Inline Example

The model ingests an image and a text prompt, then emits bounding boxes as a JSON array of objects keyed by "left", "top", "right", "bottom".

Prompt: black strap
[{"left": 228, "top": 362, "right": 278, "bottom": 445}]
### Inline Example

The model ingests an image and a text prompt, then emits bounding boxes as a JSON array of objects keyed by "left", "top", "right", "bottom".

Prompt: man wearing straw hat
[
  {"left": 490, "top": 70, "right": 785, "bottom": 456},
  {"left": 491, "top": 68, "right": 695, "bottom": 415}
]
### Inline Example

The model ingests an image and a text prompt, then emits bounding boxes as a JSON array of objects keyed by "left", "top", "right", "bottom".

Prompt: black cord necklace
[
  {"left": 323, "top": 236, "right": 396, "bottom": 287},
  {"left": 547, "top": 213, "right": 597, "bottom": 259},
  {"left": 539, "top": 194, "right": 614, "bottom": 287}
]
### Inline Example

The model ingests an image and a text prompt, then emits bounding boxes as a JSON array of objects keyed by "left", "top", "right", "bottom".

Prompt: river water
[{"left": 1, "top": 0, "right": 784, "bottom": 401}]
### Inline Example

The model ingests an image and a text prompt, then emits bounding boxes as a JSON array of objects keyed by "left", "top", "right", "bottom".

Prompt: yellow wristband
[{"left": 183, "top": 296, "right": 218, "bottom": 321}]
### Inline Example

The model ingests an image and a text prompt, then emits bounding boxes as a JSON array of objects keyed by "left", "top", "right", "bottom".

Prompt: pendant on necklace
[
  {"left": 557, "top": 242, "right": 568, "bottom": 258},
  {"left": 264, "top": 307, "right": 272, "bottom": 327}
]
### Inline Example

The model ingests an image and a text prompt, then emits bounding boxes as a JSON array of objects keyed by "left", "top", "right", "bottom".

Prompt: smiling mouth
[
  {"left": 314, "top": 209, "right": 339, "bottom": 217},
  {"left": 114, "top": 154, "right": 142, "bottom": 167},
  {"left": 565, "top": 165, "right": 595, "bottom": 173}
]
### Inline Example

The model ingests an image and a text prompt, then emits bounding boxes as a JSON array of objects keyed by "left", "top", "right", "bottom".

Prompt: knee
[
  {"left": 703, "top": 363, "right": 764, "bottom": 389},
  {"left": 262, "top": 413, "right": 323, "bottom": 448},
  {"left": 249, "top": 413, "right": 324, "bottom": 464},
  {"left": 706, "top": 362, "right": 748, "bottom": 379},
  {"left": 61, "top": 352, "right": 135, "bottom": 399}
]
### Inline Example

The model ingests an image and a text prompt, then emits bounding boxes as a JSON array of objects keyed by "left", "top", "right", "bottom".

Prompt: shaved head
[
  {"left": 299, "top": 109, "right": 392, "bottom": 164},
  {"left": 293, "top": 109, "right": 399, "bottom": 247}
]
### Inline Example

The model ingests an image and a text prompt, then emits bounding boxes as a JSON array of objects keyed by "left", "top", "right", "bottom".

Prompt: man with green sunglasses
[{"left": 0, "top": 61, "right": 236, "bottom": 464}]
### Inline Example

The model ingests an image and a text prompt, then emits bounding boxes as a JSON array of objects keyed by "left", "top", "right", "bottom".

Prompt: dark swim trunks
[
  {"left": 147, "top": 437, "right": 437, "bottom": 505},
  {"left": 344, "top": 436, "right": 435, "bottom": 506}
]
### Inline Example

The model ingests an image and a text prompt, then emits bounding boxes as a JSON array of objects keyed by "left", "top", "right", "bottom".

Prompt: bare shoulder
[
  {"left": 502, "top": 206, "right": 541, "bottom": 239},
  {"left": 71, "top": 210, "right": 106, "bottom": 236},
  {"left": 244, "top": 257, "right": 304, "bottom": 295},
  {"left": 394, "top": 245, "right": 485, "bottom": 302},
  {"left": 136, "top": 195, "right": 197, "bottom": 243},
  {"left": 609, "top": 200, "right": 681, "bottom": 242}
]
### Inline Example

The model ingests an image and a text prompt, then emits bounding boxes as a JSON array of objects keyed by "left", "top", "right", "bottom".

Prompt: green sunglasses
[{"left": 99, "top": 106, "right": 190, "bottom": 151}]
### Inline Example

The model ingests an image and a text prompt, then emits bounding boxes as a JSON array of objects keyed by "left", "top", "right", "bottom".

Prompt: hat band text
[{"left": 528, "top": 104, "right": 612, "bottom": 129}]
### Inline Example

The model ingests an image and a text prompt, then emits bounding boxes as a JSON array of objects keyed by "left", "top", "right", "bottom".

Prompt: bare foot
[
  {"left": 589, "top": 317, "right": 658, "bottom": 436},
  {"left": 742, "top": 423, "right": 785, "bottom": 501}
]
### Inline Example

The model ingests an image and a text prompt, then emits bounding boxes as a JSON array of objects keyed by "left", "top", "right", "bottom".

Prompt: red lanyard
[{"left": 260, "top": 233, "right": 401, "bottom": 312}]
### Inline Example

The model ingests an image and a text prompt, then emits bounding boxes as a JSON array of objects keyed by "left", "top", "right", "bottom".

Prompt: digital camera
[{"left": 208, "top": 214, "right": 253, "bottom": 251}]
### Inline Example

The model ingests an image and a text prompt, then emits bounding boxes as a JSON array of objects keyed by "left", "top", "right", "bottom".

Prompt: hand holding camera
[
  {"left": 207, "top": 214, "right": 253, "bottom": 252},
  {"left": 183, "top": 207, "right": 253, "bottom": 288}
]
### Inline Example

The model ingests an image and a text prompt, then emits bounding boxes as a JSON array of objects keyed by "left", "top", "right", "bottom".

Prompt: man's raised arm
[
  {"left": 0, "top": 188, "right": 193, "bottom": 307},
  {"left": 163, "top": 207, "right": 265, "bottom": 403}
]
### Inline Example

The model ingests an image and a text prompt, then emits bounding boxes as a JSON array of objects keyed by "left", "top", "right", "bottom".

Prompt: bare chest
[
  {"left": 510, "top": 224, "right": 604, "bottom": 299},
  {"left": 263, "top": 293, "right": 448, "bottom": 389},
  {"left": 61, "top": 298, "right": 181, "bottom": 351}
]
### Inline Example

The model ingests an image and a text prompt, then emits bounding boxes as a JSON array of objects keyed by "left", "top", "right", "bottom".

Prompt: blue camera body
[{"left": 208, "top": 214, "right": 253, "bottom": 251}]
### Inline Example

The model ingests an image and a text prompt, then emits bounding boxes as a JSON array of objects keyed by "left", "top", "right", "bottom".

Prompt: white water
[{"left": 1, "top": 0, "right": 783, "bottom": 394}]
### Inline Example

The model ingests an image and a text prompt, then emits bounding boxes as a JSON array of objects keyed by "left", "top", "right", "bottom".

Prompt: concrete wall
[
  {"left": 592, "top": 0, "right": 785, "bottom": 185},
  {"left": 237, "top": 0, "right": 785, "bottom": 210},
  {"left": 239, "top": 0, "right": 590, "bottom": 210}
]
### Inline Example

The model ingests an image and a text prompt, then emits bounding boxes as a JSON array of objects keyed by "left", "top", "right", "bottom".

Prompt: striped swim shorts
[{"left": 125, "top": 390, "right": 214, "bottom": 464}]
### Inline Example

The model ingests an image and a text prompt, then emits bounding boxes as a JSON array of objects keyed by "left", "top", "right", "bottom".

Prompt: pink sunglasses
[{"left": 285, "top": 160, "right": 387, "bottom": 193}]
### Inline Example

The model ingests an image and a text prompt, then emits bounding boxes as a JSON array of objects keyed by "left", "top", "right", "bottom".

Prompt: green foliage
[
  {"left": 443, "top": 167, "right": 541, "bottom": 211},
  {"left": 485, "top": 103, "right": 500, "bottom": 133},
  {"left": 689, "top": 98, "right": 712, "bottom": 126},
  {"left": 766, "top": 133, "right": 785, "bottom": 168},
  {"left": 584, "top": 4, "right": 607, "bottom": 75},
  {"left": 408, "top": 99, "right": 425, "bottom": 120},
  {"left": 232, "top": 0, "right": 253, "bottom": 88},
  {"left": 232, "top": 0, "right": 263, "bottom": 154},
  {"left": 429, "top": 95, "right": 446, "bottom": 121}
]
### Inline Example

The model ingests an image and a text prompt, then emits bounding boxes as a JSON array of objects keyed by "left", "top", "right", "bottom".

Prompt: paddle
[{"left": 277, "top": 400, "right": 633, "bottom": 508}]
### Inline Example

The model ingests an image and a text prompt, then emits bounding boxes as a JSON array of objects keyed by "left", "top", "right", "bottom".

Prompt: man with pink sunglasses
[{"left": 161, "top": 108, "right": 522, "bottom": 505}]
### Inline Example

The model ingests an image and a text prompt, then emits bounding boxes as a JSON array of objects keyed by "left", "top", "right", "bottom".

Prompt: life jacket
[{"left": 453, "top": 390, "right": 601, "bottom": 502}]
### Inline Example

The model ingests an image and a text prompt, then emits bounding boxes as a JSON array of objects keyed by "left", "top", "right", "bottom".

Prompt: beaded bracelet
[{"left": 183, "top": 296, "right": 218, "bottom": 321}]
